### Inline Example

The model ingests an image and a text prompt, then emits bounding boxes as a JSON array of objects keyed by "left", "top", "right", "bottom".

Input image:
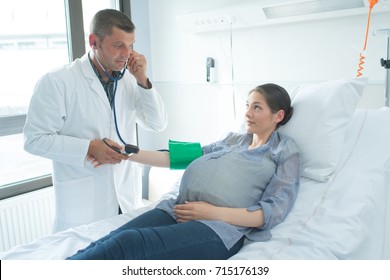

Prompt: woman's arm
[
  {"left": 129, "top": 150, "right": 170, "bottom": 167},
  {"left": 174, "top": 201, "right": 264, "bottom": 228}
]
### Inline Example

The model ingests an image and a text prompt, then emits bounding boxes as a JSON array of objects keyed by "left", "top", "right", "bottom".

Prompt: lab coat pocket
[{"left": 54, "top": 176, "right": 94, "bottom": 225}]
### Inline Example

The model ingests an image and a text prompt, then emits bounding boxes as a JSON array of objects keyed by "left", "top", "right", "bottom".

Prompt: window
[
  {"left": 82, "top": 0, "right": 118, "bottom": 52},
  {"left": 0, "top": 0, "right": 68, "bottom": 188},
  {"left": 0, "top": 1, "right": 70, "bottom": 118}
]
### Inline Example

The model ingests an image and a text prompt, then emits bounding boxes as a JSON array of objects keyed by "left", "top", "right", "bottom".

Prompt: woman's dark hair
[
  {"left": 250, "top": 83, "right": 293, "bottom": 128},
  {"left": 90, "top": 9, "right": 135, "bottom": 39}
]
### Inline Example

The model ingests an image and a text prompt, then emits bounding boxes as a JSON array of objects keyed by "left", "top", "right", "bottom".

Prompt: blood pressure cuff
[{"left": 169, "top": 140, "right": 203, "bottom": 170}]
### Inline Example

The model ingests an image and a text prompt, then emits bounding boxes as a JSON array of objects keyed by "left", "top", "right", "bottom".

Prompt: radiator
[{"left": 0, "top": 187, "right": 55, "bottom": 252}]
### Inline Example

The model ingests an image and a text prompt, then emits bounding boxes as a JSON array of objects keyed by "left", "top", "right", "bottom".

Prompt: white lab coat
[{"left": 24, "top": 53, "right": 167, "bottom": 232}]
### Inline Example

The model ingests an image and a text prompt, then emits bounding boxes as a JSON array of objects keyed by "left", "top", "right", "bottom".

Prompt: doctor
[{"left": 23, "top": 9, "right": 167, "bottom": 232}]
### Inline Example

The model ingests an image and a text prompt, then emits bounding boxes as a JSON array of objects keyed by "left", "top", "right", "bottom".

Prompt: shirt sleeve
[
  {"left": 247, "top": 137, "right": 302, "bottom": 231},
  {"left": 202, "top": 132, "right": 246, "bottom": 154}
]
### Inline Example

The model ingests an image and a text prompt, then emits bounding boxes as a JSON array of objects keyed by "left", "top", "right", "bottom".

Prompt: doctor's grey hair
[
  {"left": 250, "top": 83, "right": 293, "bottom": 128},
  {"left": 90, "top": 9, "right": 135, "bottom": 39}
]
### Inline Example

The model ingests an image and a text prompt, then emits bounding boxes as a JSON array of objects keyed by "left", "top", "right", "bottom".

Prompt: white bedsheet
[{"left": 1, "top": 109, "right": 389, "bottom": 260}]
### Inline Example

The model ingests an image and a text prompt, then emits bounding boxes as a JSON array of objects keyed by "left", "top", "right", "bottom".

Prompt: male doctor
[{"left": 24, "top": 9, "right": 167, "bottom": 232}]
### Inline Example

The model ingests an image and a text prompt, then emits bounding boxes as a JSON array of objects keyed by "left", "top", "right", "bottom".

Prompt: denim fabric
[{"left": 67, "top": 209, "right": 244, "bottom": 260}]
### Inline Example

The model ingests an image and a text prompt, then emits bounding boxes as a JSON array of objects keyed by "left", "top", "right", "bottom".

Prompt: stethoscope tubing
[
  {"left": 112, "top": 79, "right": 127, "bottom": 145},
  {"left": 94, "top": 52, "right": 128, "bottom": 145}
]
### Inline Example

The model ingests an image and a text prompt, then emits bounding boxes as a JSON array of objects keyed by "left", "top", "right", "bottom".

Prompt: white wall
[
  {"left": 133, "top": 0, "right": 390, "bottom": 149},
  {"left": 147, "top": 0, "right": 389, "bottom": 82}
]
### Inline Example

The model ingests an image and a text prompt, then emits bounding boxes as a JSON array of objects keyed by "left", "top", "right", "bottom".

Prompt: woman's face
[{"left": 245, "top": 91, "right": 283, "bottom": 135}]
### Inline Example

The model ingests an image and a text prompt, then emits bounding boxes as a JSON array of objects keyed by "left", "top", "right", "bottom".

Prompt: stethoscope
[{"left": 93, "top": 51, "right": 127, "bottom": 144}]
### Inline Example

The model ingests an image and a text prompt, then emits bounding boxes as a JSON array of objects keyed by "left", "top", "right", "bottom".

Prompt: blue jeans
[{"left": 67, "top": 209, "right": 244, "bottom": 260}]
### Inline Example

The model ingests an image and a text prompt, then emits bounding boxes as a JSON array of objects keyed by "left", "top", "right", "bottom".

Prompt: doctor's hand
[
  {"left": 87, "top": 139, "right": 128, "bottom": 168},
  {"left": 127, "top": 50, "right": 149, "bottom": 88}
]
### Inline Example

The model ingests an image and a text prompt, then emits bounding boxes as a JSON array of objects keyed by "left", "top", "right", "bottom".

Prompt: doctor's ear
[
  {"left": 89, "top": 34, "right": 98, "bottom": 49},
  {"left": 89, "top": 41, "right": 96, "bottom": 49}
]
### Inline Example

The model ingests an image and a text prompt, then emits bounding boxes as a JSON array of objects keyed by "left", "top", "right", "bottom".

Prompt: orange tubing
[{"left": 356, "top": 0, "right": 378, "bottom": 77}]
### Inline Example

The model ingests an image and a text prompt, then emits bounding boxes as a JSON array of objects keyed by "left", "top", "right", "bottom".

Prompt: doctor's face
[
  {"left": 94, "top": 27, "right": 135, "bottom": 72},
  {"left": 245, "top": 91, "right": 282, "bottom": 136}
]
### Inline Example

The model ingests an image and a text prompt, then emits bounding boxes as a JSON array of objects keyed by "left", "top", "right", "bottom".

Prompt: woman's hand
[
  {"left": 174, "top": 201, "right": 265, "bottom": 228},
  {"left": 174, "top": 201, "right": 217, "bottom": 223}
]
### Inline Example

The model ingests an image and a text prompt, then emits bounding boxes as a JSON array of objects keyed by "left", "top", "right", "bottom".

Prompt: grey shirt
[{"left": 156, "top": 131, "right": 301, "bottom": 249}]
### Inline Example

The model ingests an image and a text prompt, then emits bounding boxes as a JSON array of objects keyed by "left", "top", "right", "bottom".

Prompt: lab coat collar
[{"left": 80, "top": 53, "right": 112, "bottom": 110}]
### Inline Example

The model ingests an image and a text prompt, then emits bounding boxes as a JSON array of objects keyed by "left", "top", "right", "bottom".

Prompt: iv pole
[{"left": 373, "top": 28, "right": 390, "bottom": 106}]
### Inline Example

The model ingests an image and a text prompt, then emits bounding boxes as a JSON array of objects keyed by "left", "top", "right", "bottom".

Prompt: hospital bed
[{"left": 1, "top": 78, "right": 389, "bottom": 260}]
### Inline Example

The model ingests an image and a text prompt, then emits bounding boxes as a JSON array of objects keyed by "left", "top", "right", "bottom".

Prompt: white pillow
[{"left": 278, "top": 78, "right": 367, "bottom": 181}]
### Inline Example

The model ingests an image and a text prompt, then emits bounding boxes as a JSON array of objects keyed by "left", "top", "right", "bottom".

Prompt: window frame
[{"left": 0, "top": 115, "right": 26, "bottom": 137}]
